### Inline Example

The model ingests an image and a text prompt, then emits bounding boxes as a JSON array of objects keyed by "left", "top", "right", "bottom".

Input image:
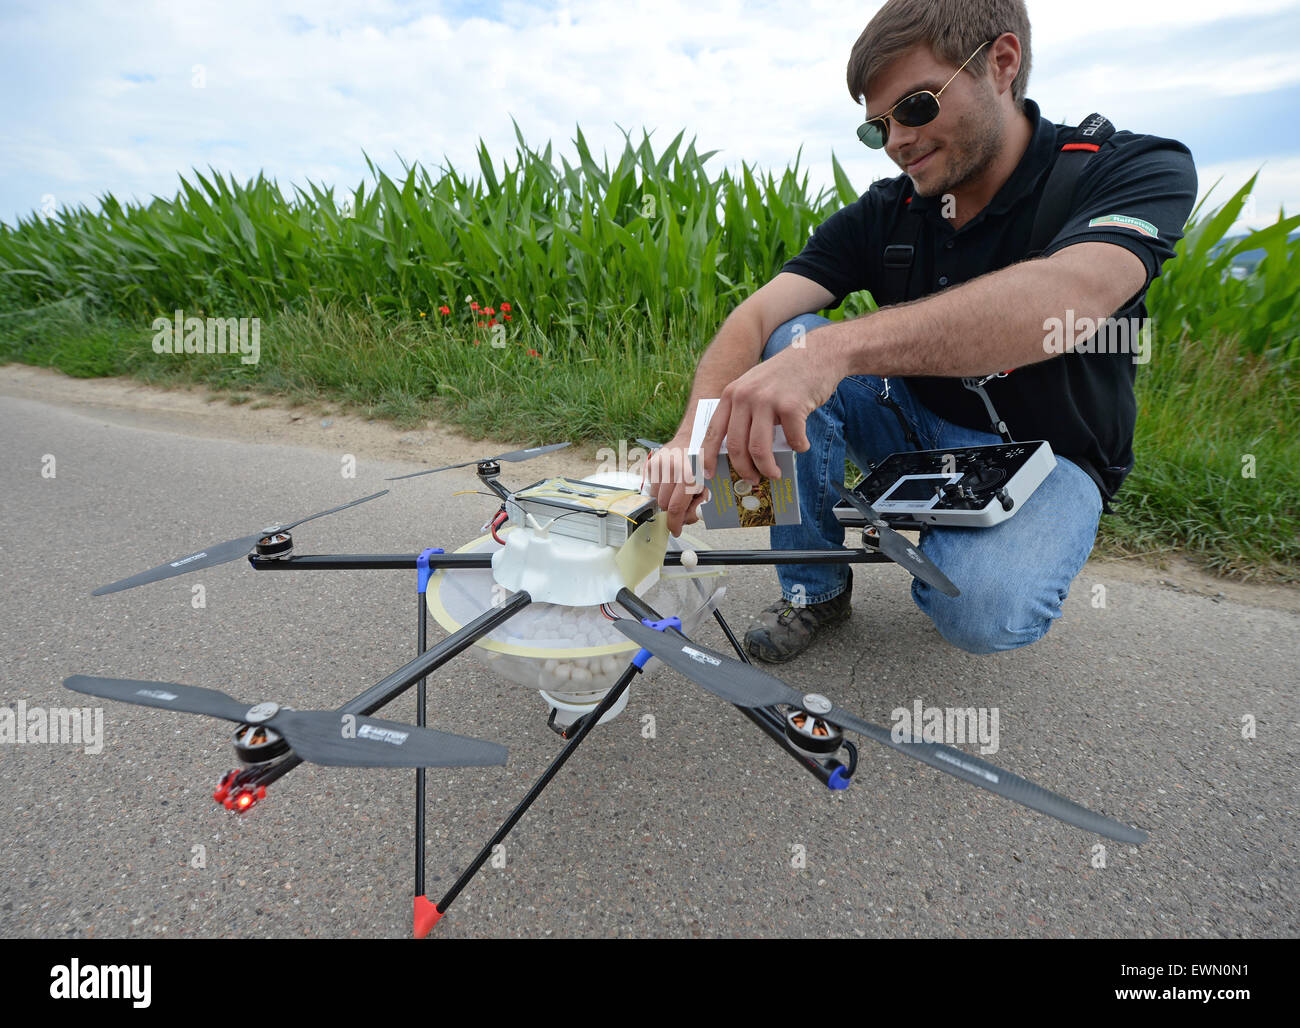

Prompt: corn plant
[
  {"left": 0, "top": 124, "right": 856, "bottom": 341},
  {"left": 1146, "top": 174, "right": 1300, "bottom": 364}
]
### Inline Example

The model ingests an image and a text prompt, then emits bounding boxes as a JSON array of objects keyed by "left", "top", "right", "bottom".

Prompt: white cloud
[
  {"left": 1, "top": 0, "right": 1297, "bottom": 224},
  {"left": 1194, "top": 156, "right": 1300, "bottom": 230},
  {"left": 1029, "top": 0, "right": 1300, "bottom": 39},
  {"left": 1070, "top": 54, "right": 1300, "bottom": 100}
]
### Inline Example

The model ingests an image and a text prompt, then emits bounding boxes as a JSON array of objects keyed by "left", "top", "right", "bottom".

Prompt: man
[{"left": 647, "top": 0, "right": 1197, "bottom": 660}]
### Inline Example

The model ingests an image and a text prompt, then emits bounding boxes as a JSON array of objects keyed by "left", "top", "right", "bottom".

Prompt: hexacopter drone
[{"left": 66, "top": 440, "right": 1146, "bottom": 937}]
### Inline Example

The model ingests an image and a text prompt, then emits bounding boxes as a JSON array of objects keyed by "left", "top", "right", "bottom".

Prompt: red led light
[
  {"left": 237, "top": 793, "right": 253, "bottom": 809},
  {"left": 213, "top": 770, "right": 236, "bottom": 803}
]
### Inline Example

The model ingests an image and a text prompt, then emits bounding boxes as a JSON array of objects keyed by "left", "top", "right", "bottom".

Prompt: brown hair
[{"left": 846, "top": 0, "right": 1031, "bottom": 109}]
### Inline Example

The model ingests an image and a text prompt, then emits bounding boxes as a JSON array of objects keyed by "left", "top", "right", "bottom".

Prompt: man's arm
[
  {"left": 833, "top": 241, "right": 1146, "bottom": 377},
  {"left": 674, "top": 272, "right": 837, "bottom": 435},
  {"left": 701, "top": 241, "right": 1147, "bottom": 483},
  {"left": 649, "top": 272, "right": 834, "bottom": 535}
]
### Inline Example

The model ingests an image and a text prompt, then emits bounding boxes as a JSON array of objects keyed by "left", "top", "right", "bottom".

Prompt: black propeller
[
  {"left": 386, "top": 442, "right": 572, "bottom": 482},
  {"left": 612, "top": 620, "right": 1146, "bottom": 845},
  {"left": 832, "top": 481, "right": 960, "bottom": 597},
  {"left": 63, "top": 675, "right": 507, "bottom": 769},
  {"left": 91, "top": 490, "right": 389, "bottom": 596}
]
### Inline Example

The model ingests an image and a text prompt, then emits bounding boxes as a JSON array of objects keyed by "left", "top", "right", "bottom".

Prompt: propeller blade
[
  {"left": 64, "top": 677, "right": 509, "bottom": 770},
  {"left": 493, "top": 441, "right": 572, "bottom": 463},
  {"left": 64, "top": 675, "right": 250, "bottom": 723},
  {"left": 612, "top": 623, "right": 1146, "bottom": 844},
  {"left": 832, "top": 481, "right": 960, "bottom": 597},
  {"left": 386, "top": 442, "right": 571, "bottom": 481},
  {"left": 273, "top": 710, "right": 508, "bottom": 768},
  {"left": 635, "top": 438, "right": 663, "bottom": 450},
  {"left": 819, "top": 705, "right": 1147, "bottom": 844},
  {"left": 91, "top": 490, "right": 388, "bottom": 596},
  {"left": 613, "top": 619, "right": 800, "bottom": 708},
  {"left": 282, "top": 489, "right": 389, "bottom": 531},
  {"left": 91, "top": 533, "right": 264, "bottom": 596}
]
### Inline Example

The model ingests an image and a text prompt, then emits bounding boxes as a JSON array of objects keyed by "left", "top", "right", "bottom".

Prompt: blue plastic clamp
[
  {"left": 640, "top": 616, "right": 682, "bottom": 632},
  {"left": 417, "top": 547, "right": 444, "bottom": 595},
  {"left": 632, "top": 616, "right": 682, "bottom": 669}
]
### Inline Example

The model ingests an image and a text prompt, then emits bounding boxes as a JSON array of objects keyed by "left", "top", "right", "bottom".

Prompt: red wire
[{"left": 490, "top": 509, "right": 508, "bottom": 545}]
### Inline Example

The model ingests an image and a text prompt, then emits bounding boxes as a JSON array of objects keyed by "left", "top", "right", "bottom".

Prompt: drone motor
[
  {"left": 784, "top": 694, "right": 844, "bottom": 759},
  {"left": 232, "top": 721, "right": 290, "bottom": 765},
  {"left": 255, "top": 530, "right": 293, "bottom": 559}
]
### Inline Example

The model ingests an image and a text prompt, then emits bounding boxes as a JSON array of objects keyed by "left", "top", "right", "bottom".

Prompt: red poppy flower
[
  {"left": 504, "top": 314, "right": 512, "bottom": 321},
  {"left": 501, "top": 302, "right": 512, "bottom": 312},
  {"left": 527, "top": 348, "right": 540, "bottom": 358},
  {"left": 438, "top": 305, "right": 450, "bottom": 315},
  {"left": 470, "top": 301, "right": 480, "bottom": 311},
  {"left": 484, "top": 307, "right": 495, "bottom": 317}
]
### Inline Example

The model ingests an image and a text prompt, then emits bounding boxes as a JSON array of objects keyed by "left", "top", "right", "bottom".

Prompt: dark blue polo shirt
[{"left": 781, "top": 97, "right": 1198, "bottom": 502}]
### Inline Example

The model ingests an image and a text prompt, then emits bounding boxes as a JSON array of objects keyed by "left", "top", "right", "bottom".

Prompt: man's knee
[
  {"left": 763, "top": 314, "right": 832, "bottom": 362},
  {"left": 913, "top": 577, "right": 1063, "bottom": 655}
]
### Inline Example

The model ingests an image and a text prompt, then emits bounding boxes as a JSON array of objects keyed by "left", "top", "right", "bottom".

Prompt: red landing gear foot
[
  {"left": 214, "top": 771, "right": 266, "bottom": 813},
  {"left": 213, "top": 770, "right": 240, "bottom": 804},
  {"left": 413, "top": 895, "right": 443, "bottom": 938}
]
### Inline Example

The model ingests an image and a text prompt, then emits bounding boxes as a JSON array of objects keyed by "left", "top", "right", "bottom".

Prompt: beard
[{"left": 911, "top": 91, "right": 1005, "bottom": 198}]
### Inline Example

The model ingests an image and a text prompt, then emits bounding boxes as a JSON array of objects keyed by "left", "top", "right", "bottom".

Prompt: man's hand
[
  {"left": 646, "top": 431, "right": 709, "bottom": 537},
  {"left": 649, "top": 273, "right": 838, "bottom": 533},
  {"left": 698, "top": 338, "right": 847, "bottom": 484}
]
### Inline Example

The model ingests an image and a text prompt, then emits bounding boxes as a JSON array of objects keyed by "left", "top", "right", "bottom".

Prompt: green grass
[
  {"left": 0, "top": 131, "right": 1296, "bottom": 581},
  {"left": 1099, "top": 340, "right": 1298, "bottom": 580}
]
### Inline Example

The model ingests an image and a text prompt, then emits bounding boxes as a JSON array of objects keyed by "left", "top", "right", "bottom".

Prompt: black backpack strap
[
  {"left": 880, "top": 191, "right": 924, "bottom": 304},
  {"left": 1027, "top": 113, "right": 1115, "bottom": 256}
]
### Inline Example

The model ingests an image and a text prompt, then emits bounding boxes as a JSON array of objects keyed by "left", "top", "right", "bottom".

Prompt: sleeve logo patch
[{"left": 1089, "top": 214, "right": 1158, "bottom": 237}]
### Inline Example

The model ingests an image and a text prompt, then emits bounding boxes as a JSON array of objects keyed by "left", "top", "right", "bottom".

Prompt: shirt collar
[{"left": 906, "top": 98, "right": 1056, "bottom": 218}]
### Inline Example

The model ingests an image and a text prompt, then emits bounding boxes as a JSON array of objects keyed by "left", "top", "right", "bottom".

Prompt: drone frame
[{"left": 74, "top": 455, "right": 1145, "bottom": 938}]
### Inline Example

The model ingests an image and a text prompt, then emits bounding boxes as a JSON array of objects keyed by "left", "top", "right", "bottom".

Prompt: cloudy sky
[{"left": 3, "top": 0, "right": 1299, "bottom": 232}]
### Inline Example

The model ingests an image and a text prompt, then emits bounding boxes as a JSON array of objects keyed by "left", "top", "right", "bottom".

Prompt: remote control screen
[{"left": 883, "top": 475, "right": 950, "bottom": 502}]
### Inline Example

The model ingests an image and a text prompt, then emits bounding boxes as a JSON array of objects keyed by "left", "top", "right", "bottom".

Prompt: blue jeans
[{"left": 764, "top": 315, "right": 1102, "bottom": 655}]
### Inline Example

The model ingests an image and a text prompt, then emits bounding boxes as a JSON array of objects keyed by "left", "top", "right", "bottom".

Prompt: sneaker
[{"left": 744, "top": 577, "right": 852, "bottom": 664}]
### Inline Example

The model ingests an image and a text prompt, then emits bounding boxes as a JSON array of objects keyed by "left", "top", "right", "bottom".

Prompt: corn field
[{"left": 0, "top": 125, "right": 873, "bottom": 337}]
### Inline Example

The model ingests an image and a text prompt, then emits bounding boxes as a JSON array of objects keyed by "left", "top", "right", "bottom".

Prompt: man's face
[{"left": 863, "top": 43, "right": 1003, "bottom": 198}]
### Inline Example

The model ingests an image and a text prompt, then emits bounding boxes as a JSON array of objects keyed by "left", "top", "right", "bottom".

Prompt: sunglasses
[{"left": 857, "top": 38, "right": 995, "bottom": 149}]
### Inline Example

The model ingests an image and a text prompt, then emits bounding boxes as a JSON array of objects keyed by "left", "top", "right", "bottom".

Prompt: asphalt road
[{"left": 1, "top": 387, "right": 1296, "bottom": 939}]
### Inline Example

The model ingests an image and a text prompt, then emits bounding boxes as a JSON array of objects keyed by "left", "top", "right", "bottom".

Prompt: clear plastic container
[{"left": 427, "top": 532, "right": 725, "bottom": 701}]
